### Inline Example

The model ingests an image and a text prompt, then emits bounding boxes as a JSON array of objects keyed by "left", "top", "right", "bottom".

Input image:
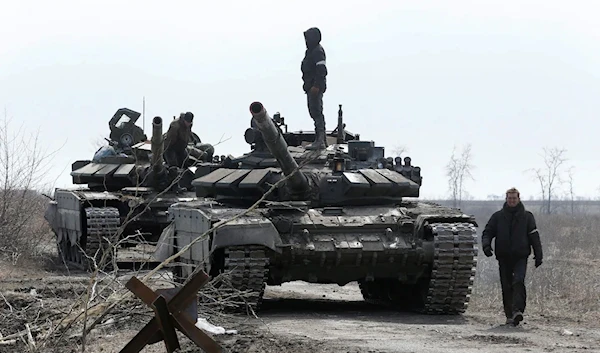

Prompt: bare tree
[
  {"left": 529, "top": 147, "right": 568, "bottom": 214},
  {"left": 0, "top": 109, "right": 63, "bottom": 263},
  {"left": 446, "top": 146, "right": 460, "bottom": 207},
  {"left": 446, "top": 144, "right": 474, "bottom": 208},
  {"left": 391, "top": 144, "right": 408, "bottom": 157},
  {"left": 567, "top": 166, "right": 575, "bottom": 215}
]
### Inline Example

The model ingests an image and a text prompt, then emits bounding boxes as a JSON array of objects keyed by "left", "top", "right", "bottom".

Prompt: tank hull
[
  {"left": 44, "top": 109, "right": 222, "bottom": 272},
  {"left": 164, "top": 199, "right": 478, "bottom": 314},
  {"left": 45, "top": 187, "right": 196, "bottom": 271}
]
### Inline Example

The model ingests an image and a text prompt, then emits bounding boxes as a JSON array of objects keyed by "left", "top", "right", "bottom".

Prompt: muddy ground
[{"left": 1, "top": 261, "right": 599, "bottom": 353}]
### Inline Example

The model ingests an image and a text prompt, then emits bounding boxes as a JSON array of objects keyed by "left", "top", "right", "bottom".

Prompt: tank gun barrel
[
  {"left": 249, "top": 101, "right": 309, "bottom": 193},
  {"left": 151, "top": 116, "right": 165, "bottom": 176}
]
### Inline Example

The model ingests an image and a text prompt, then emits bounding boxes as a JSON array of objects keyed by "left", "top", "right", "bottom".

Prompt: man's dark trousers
[
  {"left": 498, "top": 257, "right": 528, "bottom": 318},
  {"left": 307, "top": 91, "right": 325, "bottom": 138},
  {"left": 164, "top": 148, "right": 188, "bottom": 169}
]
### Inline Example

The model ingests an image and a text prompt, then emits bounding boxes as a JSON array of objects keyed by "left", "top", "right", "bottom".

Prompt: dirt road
[
  {"left": 1, "top": 266, "right": 598, "bottom": 353},
  {"left": 256, "top": 283, "right": 600, "bottom": 353}
]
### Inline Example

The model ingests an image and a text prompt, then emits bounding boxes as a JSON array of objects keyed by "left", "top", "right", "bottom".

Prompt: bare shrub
[
  {"left": 528, "top": 147, "right": 568, "bottom": 214},
  {"left": 391, "top": 145, "right": 408, "bottom": 157},
  {"left": 0, "top": 111, "right": 61, "bottom": 266},
  {"left": 0, "top": 145, "right": 321, "bottom": 352},
  {"left": 445, "top": 144, "right": 474, "bottom": 208}
]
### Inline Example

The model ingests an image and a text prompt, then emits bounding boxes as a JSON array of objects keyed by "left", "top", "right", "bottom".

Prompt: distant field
[{"left": 423, "top": 199, "right": 600, "bottom": 217}]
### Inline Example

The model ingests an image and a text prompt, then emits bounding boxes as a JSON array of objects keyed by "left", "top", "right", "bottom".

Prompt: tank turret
[
  {"left": 249, "top": 101, "right": 309, "bottom": 195},
  {"left": 193, "top": 101, "right": 422, "bottom": 207},
  {"left": 108, "top": 108, "right": 147, "bottom": 151},
  {"left": 44, "top": 107, "right": 222, "bottom": 271}
]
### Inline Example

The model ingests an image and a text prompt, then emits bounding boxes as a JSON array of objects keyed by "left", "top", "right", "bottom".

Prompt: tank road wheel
[
  {"left": 358, "top": 279, "right": 386, "bottom": 304},
  {"left": 212, "top": 245, "right": 270, "bottom": 313},
  {"left": 359, "top": 222, "right": 477, "bottom": 315},
  {"left": 418, "top": 222, "right": 478, "bottom": 314}
]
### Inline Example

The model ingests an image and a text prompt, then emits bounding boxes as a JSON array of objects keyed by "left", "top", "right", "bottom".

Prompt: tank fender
[
  {"left": 46, "top": 193, "right": 84, "bottom": 245},
  {"left": 44, "top": 201, "right": 59, "bottom": 232},
  {"left": 167, "top": 206, "right": 283, "bottom": 259},
  {"left": 154, "top": 222, "right": 175, "bottom": 262},
  {"left": 210, "top": 216, "right": 283, "bottom": 254},
  {"left": 414, "top": 213, "right": 478, "bottom": 236},
  {"left": 44, "top": 201, "right": 73, "bottom": 245}
]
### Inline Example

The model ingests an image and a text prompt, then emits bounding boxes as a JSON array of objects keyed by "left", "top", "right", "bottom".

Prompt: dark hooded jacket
[
  {"left": 301, "top": 27, "right": 327, "bottom": 93},
  {"left": 482, "top": 201, "right": 543, "bottom": 260},
  {"left": 164, "top": 116, "right": 192, "bottom": 154}
]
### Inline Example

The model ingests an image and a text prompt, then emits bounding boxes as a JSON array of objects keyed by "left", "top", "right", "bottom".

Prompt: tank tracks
[
  {"left": 359, "top": 221, "right": 478, "bottom": 314},
  {"left": 57, "top": 207, "right": 121, "bottom": 271},
  {"left": 215, "top": 245, "right": 270, "bottom": 313},
  {"left": 421, "top": 221, "right": 478, "bottom": 313}
]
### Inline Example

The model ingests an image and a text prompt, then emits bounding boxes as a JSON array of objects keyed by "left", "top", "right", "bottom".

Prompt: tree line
[
  {"left": 443, "top": 144, "right": 584, "bottom": 214},
  {"left": 392, "top": 141, "right": 594, "bottom": 214}
]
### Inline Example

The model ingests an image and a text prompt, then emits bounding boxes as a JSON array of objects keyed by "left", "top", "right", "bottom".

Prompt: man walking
[
  {"left": 301, "top": 27, "right": 328, "bottom": 150},
  {"left": 481, "top": 187, "right": 543, "bottom": 326}
]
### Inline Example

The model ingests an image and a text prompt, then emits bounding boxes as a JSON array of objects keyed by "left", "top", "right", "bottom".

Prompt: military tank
[
  {"left": 160, "top": 101, "right": 479, "bottom": 314},
  {"left": 44, "top": 108, "right": 224, "bottom": 271}
]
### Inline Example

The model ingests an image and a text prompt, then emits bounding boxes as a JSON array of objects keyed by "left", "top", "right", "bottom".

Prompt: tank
[
  {"left": 160, "top": 101, "right": 479, "bottom": 314},
  {"left": 43, "top": 108, "right": 224, "bottom": 271}
]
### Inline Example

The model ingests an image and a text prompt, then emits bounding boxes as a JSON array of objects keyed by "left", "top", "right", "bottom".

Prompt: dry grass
[
  {"left": 0, "top": 258, "right": 261, "bottom": 352},
  {"left": 467, "top": 210, "right": 600, "bottom": 323},
  {"left": 0, "top": 190, "right": 54, "bottom": 268}
]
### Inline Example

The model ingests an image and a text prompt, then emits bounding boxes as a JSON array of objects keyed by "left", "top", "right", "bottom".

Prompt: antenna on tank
[{"left": 142, "top": 96, "right": 146, "bottom": 134}]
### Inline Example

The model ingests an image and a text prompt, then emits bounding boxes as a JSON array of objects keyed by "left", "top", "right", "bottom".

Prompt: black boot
[
  {"left": 512, "top": 311, "right": 523, "bottom": 325},
  {"left": 306, "top": 111, "right": 326, "bottom": 150},
  {"left": 306, "top": 128, "right": 325, "bottom": 150}
]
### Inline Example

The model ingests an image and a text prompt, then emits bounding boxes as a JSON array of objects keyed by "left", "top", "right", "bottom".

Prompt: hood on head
[
  {"left": 304, "top": 27, "right": 321, "bottom": 49},
  {"left": 181, "top": 112, "right": 194, "bottom": 123}
]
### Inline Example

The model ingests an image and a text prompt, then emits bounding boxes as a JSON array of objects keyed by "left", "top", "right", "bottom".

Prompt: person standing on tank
[
  {"left": 481, "top": 187, "right": 543, "bottom": 326},
  {"left": 163, "top": 112, "right": 193, "bottom": 168},
  {"left": 301, "top": 27, "right": 328, "bottom": 150}
]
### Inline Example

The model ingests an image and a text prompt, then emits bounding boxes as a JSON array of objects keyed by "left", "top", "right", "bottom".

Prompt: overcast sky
[{"left": 1, "top": 0, "right": 598, "bottom": 200}]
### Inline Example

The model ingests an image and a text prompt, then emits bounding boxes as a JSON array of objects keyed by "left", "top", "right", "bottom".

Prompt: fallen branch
[
  {"left": 25, "top": 323, "right": 35, "bottom": 350},
  {"left": 81, "top": 151, "right": 320, "bottom": 338},
  {"left": 0, "top": 324, "right": 42, "bottom": 343},
  {"left": 1, "top": 128, "right": 321, "bottom": 351}
]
